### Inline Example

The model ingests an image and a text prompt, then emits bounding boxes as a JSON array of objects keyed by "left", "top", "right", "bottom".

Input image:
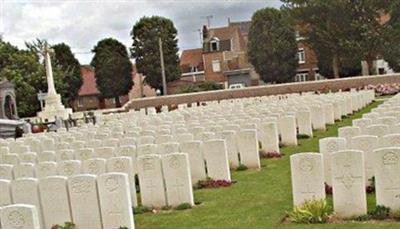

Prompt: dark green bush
[
  {"left": 174, "top": 203, "right": 192, "bottom": 211},
  {"left": 179, "top": 81, "right": 223, "bottom": 94},
  {"left": 51, "top": 222, "right": 75, "bottom": 229},
  {"left": 236, "top": 164, "right": 248, "bottom": 171},
  {"left": 134, "top": 205, "right": 152, "bottom": 214},
  {"left": 368, "top": 205, "right": 390, "bottom": 220},
  {"left": 297, "top": 134, "right": 310, "bottom": 139}
]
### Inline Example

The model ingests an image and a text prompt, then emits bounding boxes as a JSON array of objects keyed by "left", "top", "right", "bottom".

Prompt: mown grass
[{"left": 135, "top": 100, "right": 400, "bottom": 229}]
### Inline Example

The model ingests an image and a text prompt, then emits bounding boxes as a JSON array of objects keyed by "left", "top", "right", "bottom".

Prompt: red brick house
[{"left": 72, "top": 65, "right": 155, "bottom": 111}]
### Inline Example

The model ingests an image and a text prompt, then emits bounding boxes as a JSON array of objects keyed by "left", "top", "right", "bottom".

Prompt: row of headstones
[
  {"left": 0, "top": 172, "right": 135, "bottom": 229},
  {"left": 290, "top": 147, "right": 400, "bottom": 218},
  {"left": 1, "top": 129, "right": 262, "bottom": 176}
]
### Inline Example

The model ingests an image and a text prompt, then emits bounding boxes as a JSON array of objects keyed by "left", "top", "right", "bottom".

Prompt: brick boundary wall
[{"left": 122, "top": 74, "right": 400, "bottom": 111}]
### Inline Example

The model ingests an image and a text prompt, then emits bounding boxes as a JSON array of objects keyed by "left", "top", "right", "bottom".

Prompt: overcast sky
[{"left": 1, "top": 0, "right": 282, "bottom": 64}]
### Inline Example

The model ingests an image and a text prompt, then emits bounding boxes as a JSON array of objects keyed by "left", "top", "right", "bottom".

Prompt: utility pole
[{"left": 159, "top": 37, "right": 167, "bottom": 96}]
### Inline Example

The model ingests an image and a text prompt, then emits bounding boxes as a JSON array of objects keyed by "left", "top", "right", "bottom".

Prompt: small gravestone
[
  {"left": 57, "top": 160, "right": 81, "bottom": 177},
  {"left": 203, "top": 140, "right": 231, "bottom": 181},
  {"left": 37, "top": 151, "right": 56, "bottom": 162},
  {"left": 0, "top": 179, "right": 12, "bottom": 206},
  {"left": 0, "top": 164, "right": 14, "bottom": 180},
  {"left": 56, "top": 149, "right": 75, "bottom": 161},
  {"left": 338, "top": 126, "right": 361, "bottom": 147},
  {"left": 351, "top": 135, "right": 378, "bottom": 182},
  {"left": 0, "top": 204, "right": 40, "bottom": 229},
  {"left": 310, "top": 105, "right": 326, "bottom": 130},
  {"left": 11, "top": 178, "right": 43, "bottom": 227},
  {"left": 237, "top": 130, "right": 260, "bottom": 169},
  {"left": 82, "top": 158, "right": 107, "bottom": 175},
  {"left": 279, "top": 115, "right": 297, "bottom": 146},
  {"left": 137, "top": 144, "right": 157, "bottom": 157},
  {"left": 137, "top": 154, "right": 167, "bottom": 207},
  {"left": 20, "top": 152, "right": 37, "bottom": 164},
  {"left": 373, "top": 147, "right": 400, "bottom": 210},
  {"left": 35, "top": 162, "right": 58, "bottom": 178},
  {"left": 217, "top": 130, "right": 240, "bottom": 168},
  {"left": 319, "top": 137, "right": 347, "bottom": 186},
  {"left": 13, "top": 163, "right": 35, "bottom": 179},
  {"left": 98, "top": 173, "right": 135, "bottom": 229},
  {"left": 290, "top": 153, "right": 325, "bottom": 206},
  {"left": 296, "top": 110, "right": 313, "bottom": 138},
  {"left": 39, "top": 176, "right": 72, "bottom": 228},
  {"left": 162, "top": 153, "right": 194, "bottom": 207},
  {"left": 260, "top": 122, "right": 280, "bottom": 153},
  {"left": 179, "top": 141, "right": 207, "bottom": 184},
  {"left": 106, "top": 156, "right": 138, "bottom": 207},
  {"left": 94, "top": 147, "right": 116, "bottom": 159},
  {"left": 68, "top": 174, "right": 102, "bottom": 229},
  {"left": 75, "top": 148, "right": 94, "bottom": 161},
  {"left": 331, "top": 150, "right": 367, "bottom": 218}
]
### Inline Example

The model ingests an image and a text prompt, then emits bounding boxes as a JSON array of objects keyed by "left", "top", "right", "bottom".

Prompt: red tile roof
[
  {"left": 180, "top": 48, "right": 204, "bottom": 72},
  {"left": 79, "top": 65, "right": 99, "bottom": 96}
]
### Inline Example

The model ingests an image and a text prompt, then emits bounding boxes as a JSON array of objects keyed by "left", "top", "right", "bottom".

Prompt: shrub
[
  {"left": 297, "top": 134, "right": 310, "bottom": 139},
  {"left": 236, "top": 164, "right": 248, "bottom": 171},
  {"left": 118, "top": 227, "right": 129, "bottom": 229},
  {"left": 351, "top": 214, "right": 370, "bottom": 221},
  {"left": 174, "top": 203, "right": 192, "bottom": 211},
  {"left": 134, "top": 206, "right": 152, "bottom": 214},
  {"left": 366, "top": 176, "right": 375, "bottom": 194},
  {"left": 368, "top": 205, "right": 390, "bottom": 220},
  {"left": 161, "top": 205, "right": 172, "bottom": 211},
  {"left": 391, "top": 209, "right": 400, "bottom": 221},
  {"left": 51, "top": 222, "right": 75, "bottom": 229},
  {"left": 288, "top": 199, "right": 332, "bottom": 224},
  {"left": 179, "top": 81, "right": 223, "bottom": 94}
]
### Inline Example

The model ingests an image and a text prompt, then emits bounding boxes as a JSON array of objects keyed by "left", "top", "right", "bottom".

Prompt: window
[
  {"left": 295, "top": 73, "right": 308, "bottom": 82},
  {"left": 190, "top": 66, "right": 198, "bottom": 73},
  {"left": 210, "top": 38, "right": 220, "bottom": 52},
  {"left": 77, "top": 98, "right": 83, "bottom": 107},
  {"left": 212, "top": 60, "right": 221, "bottom": 72},
  {"left": 298, "top": 48, "right": 305, "bottom": 64}
]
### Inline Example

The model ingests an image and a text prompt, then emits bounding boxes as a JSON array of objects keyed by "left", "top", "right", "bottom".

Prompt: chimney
[
  {"left": 228, "top": 17, "right": 231, "bottom": 26},
  {"left": 202, "top": 25, "right": 208, "bottom": 40}
]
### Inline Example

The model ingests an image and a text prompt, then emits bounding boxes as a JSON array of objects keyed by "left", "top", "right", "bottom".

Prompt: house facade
[
  {"left": 176, "top": 20, "right": 323, "bottom": 91},
  {"left": 72, "top": 65, "right": 155, "bottom": 111}
]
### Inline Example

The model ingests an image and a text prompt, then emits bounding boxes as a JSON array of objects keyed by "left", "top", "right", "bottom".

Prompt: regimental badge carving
[
  {"left": 391, "top": 137, "right": 400, "bottom": 146},
  {"left": 383, "top": 152, "right": 399, "bottom": 165},
  {"left": 169, "top": 156, "right": 180, "bottom": 169},
  {"left": 327, "top": 141, "right": 338, "bottom": 152},
  {"left": 62, "top": 164, "right": 74, "bottom": 176},
  {"left": 112, "top": 160, "right": 125, "bottom": 172},
  {"left": 0, "top": 167, "right": 7, "bottom": 177},
  {"left": 143, "top": 159, "right": 155, "bottom": 171},
  {"left": 359, "top": 139, "right": 370, "bottom": 152},
  {"left": 105, "top": 176, "right": 119, "bottom": 192},
  {"left": 88, "top": 162, "right": 100, "bottom": 174},
  {"left": 299, "top": 158, "right": 313, "bottom": 172},
  {"left": 71, "top": 179, "right": 92, "bottom": 194},
  {"left": 8, "top": 210, "right": 25, "bottom": 228}
]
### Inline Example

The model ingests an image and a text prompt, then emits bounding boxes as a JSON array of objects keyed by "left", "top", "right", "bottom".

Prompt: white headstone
[
  {"left": 331, "top": 150, "right": 367, "bottom": 218},
  {"left": 20, "top": 152, "right": 37, "bottom": 164},
  {"left": 0, "top": 164, "right": 14, "bottom": 180},
  {"left": 179, "top": 141, "right": 206, "bottom": 183},
  {"left": 94, "top": 147, "right": 116, "bottom": 159},
  {"left": 0, "top": 179, "right": 12, "bottom": 206},
  {"left": 13, "top": 163, "right": 35, "bottom": 179},
  {"left": 162, "top": 153, "right": 194, "bottom": 206},
  {"left": 158, "top": 142, "right": 180, "bottom": 155},
  {"left": 57, "top": 160, "right": 81, "bottom": 177},
  {"left": 296, "top": 110, "right": 313, "bottom": 138},
  {"left": 0, "top": 204, "right": 40, "bottom": 229},
  {"left": 203, "top": 140, "right": 231, "bottom": 181},
  {"left": 338, "top": 126, "right": 361, "bottom": 147},
  {"left": 373, "top": 147, "right": 400, "bottom": 210},
  {"left": 319, "top": 137, "right": 347, "bottom": 186},
  {"left": 106, "top": 156, "right": 138, "bottom": 207},
  {"left": 97, "top": 173, "right": 135, "bottom": 229},
  {"left": 37, "top": 151, "right": 56, "bottom": 163},
  {"left": 310, "top": 105, "right": 326, "bottom": 130},
  {"left": 351, "top": 135, "right": 378, "bottom": 183},
  {"left": 279, "top": 115, "right": 298, "bottom": 146},
  {"left": 137, "top": 154, "right": 167, "bottom": 207},
  {"left": 11, "top": 178, "right": 43, "bottom": 227},
  {"left": 82, "top": 158, "right": 107, "bottom": 175},
  {"left": 68, "top": 174, "right": 102, "bottom": 229},
  {"left": 290, "top": 153, "right": 325, "bottom": 206},
  {"left": 38, "top": 176, "right": 72, "bottom": 229},
  {"left": 35, "top": 162, "right": 58, "bottom": 178},
  {"left": 237, "top": 130, "right": 260, "bottom": 169},
  {"left": 75, "top": 148, "right": 95, "bottom": 161},
  {"left": 260, "top": 122, "right": 280, "bottom": 153}
]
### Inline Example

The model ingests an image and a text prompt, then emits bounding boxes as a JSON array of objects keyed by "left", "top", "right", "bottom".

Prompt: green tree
[
  {"left": 52, "top": 43, "right": 83, "bottom": 105},
  {"left": 283, "top": 0, "right": 399, "bottom": 76},
  {"left": 130, "top": 16, "right": 180, "bottom": 93},
  {"left": 248, "top": 8, "right": 298, "bottom": 83},
  {"left": 91, "top": 38, "right": 133, "bottom": 107},
  {"left": 0, "top": 40, "right": 65, "bottom": 117}
]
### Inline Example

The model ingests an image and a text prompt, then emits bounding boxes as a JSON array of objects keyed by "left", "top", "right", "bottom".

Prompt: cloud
[{"left": 2, "top": 0, "right": 282, "bottom": 64}]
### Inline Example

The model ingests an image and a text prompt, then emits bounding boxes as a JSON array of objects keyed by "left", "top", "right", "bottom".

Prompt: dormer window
[{"left": 210, "top": 37, "right": 220, "bottom": 52}]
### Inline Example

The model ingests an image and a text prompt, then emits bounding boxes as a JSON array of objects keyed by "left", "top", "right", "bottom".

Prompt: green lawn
[{"left": 135, "top": 100, "right": 399, "bottom": 229}]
